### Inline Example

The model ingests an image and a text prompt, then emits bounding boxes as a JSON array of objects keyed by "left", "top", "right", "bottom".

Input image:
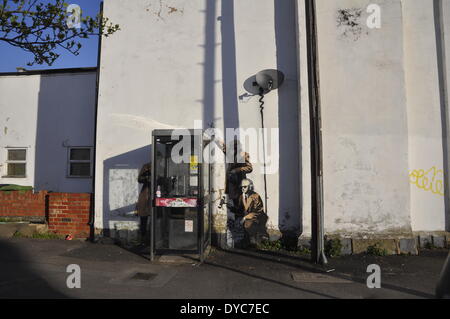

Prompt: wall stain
[
  {"left": 337, "top": 8, "right": 363, "bottom": 41},
  {"left": 409, "top": 166, "right": 445, "bottom": 197},
  {"left": 167, "top": 6, "right": 183, "bottom": 15},
  {"left": 146, "top": 1, "right": 184, "bottom": 21},
  {"left": 339, "top": 136, "right": 358, "bottom": 153}
]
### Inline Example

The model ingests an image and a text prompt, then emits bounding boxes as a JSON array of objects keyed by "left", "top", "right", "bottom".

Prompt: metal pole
[
  {"left": 259, "top": 89, "right": 269, "bottom": 215},
  {"left": 305, "top": 0, "right": 327, "bottom": 265},
  {"left": 434, "top": 0, "right": 450, "bottom": 232},
  {"left": 88, "top": 1, "right": 104, "bottom": 242}
]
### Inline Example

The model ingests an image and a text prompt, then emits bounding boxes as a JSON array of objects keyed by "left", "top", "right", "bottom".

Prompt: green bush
[
  {"left": 259, "top": 239, "right": 283, "bottom": 251},
  {"left": 325, "top": 238, "right": 342, "bottom": 258},
  {"left": 257, "top": 239, "right": 311, "bottom": 256},
  {"left": 366, "top": 243, "right": 388, "bottom": 256}
]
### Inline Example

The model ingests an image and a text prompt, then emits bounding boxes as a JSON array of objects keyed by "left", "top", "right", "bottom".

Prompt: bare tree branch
[{"left": 0, "top": 0, "right": 119, "bottom": 66}]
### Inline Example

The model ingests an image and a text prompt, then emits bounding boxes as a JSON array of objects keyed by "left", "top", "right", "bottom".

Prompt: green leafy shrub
[
  {"left": 325, "top": 238, "right": 342, "bottom": 258},
  {"left": 257, "top": 239, "right": 311, "bottom": 256},
  {"left": 366, "top": 243, "right": 388, "bottom": 256},
  {"left": 259, "top": 239, "right": 283, "bottom": 251}
]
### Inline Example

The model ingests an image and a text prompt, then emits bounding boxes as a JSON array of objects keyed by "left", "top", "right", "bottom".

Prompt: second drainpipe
[{"left": 305, "top": 0, "right": 327, "bottom": 265}]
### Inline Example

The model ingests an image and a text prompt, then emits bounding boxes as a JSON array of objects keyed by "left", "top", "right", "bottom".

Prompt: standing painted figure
[
  {"left": 136, "top": 162, "right": 151, "bottom": 244},
  {"left": 218, "top": 137, "right": 253, "bottom": 207}
]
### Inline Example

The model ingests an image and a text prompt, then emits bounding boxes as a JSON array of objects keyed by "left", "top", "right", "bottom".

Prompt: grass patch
[
  {"left": 0, "top": 217, "right": 33, "bottom": 223},
  {"left": 13, "top": 231, "right": 63, "bottom": 240},
  {"left": 0, "top": 185, "right": 33, "bottom": 192}
]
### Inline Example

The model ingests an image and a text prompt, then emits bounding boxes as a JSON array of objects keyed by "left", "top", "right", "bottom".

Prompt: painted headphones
[{"left": 241, "top": 178, "right": 255, "bottom": 192}]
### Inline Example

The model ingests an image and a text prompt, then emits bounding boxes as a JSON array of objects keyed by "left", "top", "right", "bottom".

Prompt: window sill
[
  {"left": 66, "top": 176, "right": 92, "bottom": 179},
  {"left": 1, "top": 176, "right": 27, "bottom": 178}
]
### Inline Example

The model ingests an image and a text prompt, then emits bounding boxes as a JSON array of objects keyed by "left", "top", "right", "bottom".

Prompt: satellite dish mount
[{"left": 248, "top": 69, "right": 285, "bottom": 215}]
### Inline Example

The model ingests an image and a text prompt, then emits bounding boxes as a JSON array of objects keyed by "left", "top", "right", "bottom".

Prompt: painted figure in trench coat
[
  {"left": 136, "top": 162, "right": 151, "bottom": 243},
  {"left": 230, "top": 179, "right": 269, "bottom": 245},
  {"left": 216, "top": 137, "right": 253, "bottom": 207}
]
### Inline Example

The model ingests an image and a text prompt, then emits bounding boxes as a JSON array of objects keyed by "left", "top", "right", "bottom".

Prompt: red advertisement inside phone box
[{"left": 155, "top": 198, "right": 198, "bottom": 208}]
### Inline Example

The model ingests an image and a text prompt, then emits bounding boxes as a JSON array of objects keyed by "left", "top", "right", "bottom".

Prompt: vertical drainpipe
[
  {"left": 305, "top": 0, "right": 327, "bottom": 265},
  {"left": 434, "top": 0, "right": 450, "bottom": 232},
  {"left": 89, "top": 1, "right": 104, "bottom": 241}
]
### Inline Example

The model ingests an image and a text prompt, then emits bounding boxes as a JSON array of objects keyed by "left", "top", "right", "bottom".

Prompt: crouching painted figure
[{"left": 228, "top": 179, "right": 269, "bottom": 247}]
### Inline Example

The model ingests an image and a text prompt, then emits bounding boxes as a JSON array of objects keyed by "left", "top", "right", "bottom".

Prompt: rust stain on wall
[
  {"left": 167, "top": 6, "right": 183, "bottom": 14},
  {"left": 146, "top": 1, "right": 184, "bottom": 21}
]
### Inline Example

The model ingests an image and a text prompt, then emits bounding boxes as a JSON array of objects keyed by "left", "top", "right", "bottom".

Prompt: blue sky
[{"left": 0, "top": 0, "right": 103, "bottom": 72}]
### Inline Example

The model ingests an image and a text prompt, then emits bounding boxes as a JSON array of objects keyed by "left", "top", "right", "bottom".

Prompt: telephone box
[{"left": 150, "top": 129, "right": 212, "bottom": 262}]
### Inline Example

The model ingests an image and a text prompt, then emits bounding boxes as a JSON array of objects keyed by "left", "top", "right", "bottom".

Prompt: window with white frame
[
  {"left": 68, "top": 147, "right": 92, "bottom": 178},
  {"left": 5, "top": 148, "right": 27, "bottom": 178}
]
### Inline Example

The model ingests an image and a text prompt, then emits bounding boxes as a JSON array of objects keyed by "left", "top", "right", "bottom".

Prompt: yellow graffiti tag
[{"left": 409, "top": 166, "right": 445, "bottom": 196}]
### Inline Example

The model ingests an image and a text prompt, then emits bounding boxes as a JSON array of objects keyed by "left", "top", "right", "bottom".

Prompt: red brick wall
[
  {"left": 47, "top": 193, "right": 92, "bottom": 238},
  {"left": 0, "top": 190, "right": 92, "bottom": 238},
  {"left": 0, "top": 190, "right": 47, "bottom": 220}
]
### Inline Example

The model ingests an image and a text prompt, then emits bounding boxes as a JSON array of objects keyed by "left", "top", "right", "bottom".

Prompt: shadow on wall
[
  {"left": 220, "top": 0, "right": 240, "bottom": 133},
  {"left": 201, "top": 0, "right": 302, "bottom": 246},
  {"left": 102, "top": 145, "right": 152, "bottom": 243},
  {"left": 0, "top": 239, "right": 67, "bottom": 298},
  {"left": 274, "top": 0, "right": 301, "bottom": 242},
  {"left": 35, "top": 73, "right": 95, "bottom": 193},
  {"left": 220, "top": 0, "right": 242, "bottom": 246}
]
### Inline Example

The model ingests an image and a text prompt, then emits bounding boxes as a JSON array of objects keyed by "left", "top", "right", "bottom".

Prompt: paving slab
[{"left": 0, "top": 223, "right": 20, "bottom": 238}]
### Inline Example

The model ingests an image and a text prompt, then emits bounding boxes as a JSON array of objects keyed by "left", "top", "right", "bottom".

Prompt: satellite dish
[
  {"left": 255, "top": 69, "right": 285, "bottom": 94},
  {"left": 243, "top": 69, "right": 285, "bottom": 95}
]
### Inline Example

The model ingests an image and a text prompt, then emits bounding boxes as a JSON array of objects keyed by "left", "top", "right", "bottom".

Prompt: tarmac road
[{"left": 0, "top": 238, "right": 447, "bottom": 299}]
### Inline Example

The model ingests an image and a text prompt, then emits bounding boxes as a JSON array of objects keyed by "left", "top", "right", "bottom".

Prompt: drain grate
[
  {"left": 291, "top": 272, "right": 353, "bottom": 284},
  {"left": 130, "top": 272, "right": 157, "bottom": 281}
]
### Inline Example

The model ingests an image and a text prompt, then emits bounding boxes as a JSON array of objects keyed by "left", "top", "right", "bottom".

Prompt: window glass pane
[
  {"left": 8, "top": 149, "right": 26, "bottom": 161},
  {"left": 7, "top": 163, "right": 26, "bottom": 176},
  {"left": 70, "top": 148, "right": 91, "bottom": 161},
  {"left": 70, "top": 163, "right": 91, "bottom": 176}
]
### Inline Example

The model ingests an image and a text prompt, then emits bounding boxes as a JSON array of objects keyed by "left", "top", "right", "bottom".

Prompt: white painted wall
[
  {"left": 295, "top": 0, "right": 312, "bottom": 238},
  {"left": 1, "top": 0, "right": 448, "bottom": 238},
  {"left": 0, "top": 75, "right": 39, "bottom": 187},
  {"left": 403, "top": 0, "right": 446, "bottom": 232},
  {"left": 0, "top": 71, "right": 96, "bottom": 193},
  {"left": 315, "top": 0, "right": 412, "bottom": 237},
  {"left": 96, "top": 0, "right": 301, "bottom": 237}
]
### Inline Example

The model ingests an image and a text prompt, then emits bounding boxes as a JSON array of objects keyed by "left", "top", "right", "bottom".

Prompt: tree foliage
[{"left": 0, "top": 0, "right": 119, "bottom": 66}]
